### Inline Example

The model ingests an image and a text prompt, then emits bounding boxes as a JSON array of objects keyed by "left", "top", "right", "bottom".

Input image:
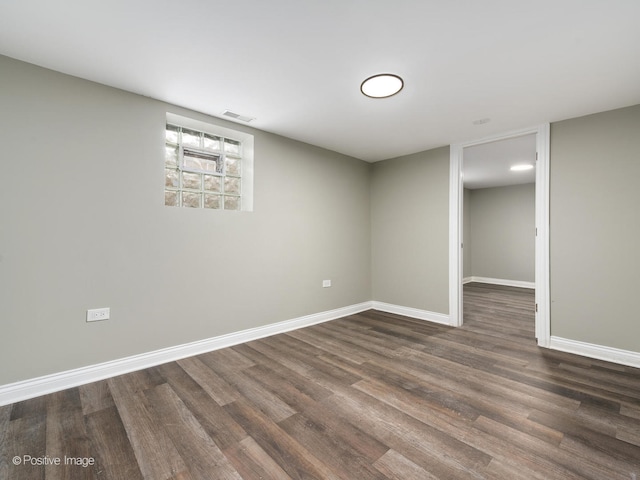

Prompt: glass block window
[{"left": 165, "top": 123, "right": 242, "bottom": 210}]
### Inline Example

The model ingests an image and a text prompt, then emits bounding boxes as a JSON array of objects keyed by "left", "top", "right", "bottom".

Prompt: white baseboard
[
  {"left": 464, "top": 276, "right": 535, "bottom": 289},
  {"left": 0, "top": 302, "right": 372, "bottom": 407},
  {"left": 549, "top": 336, "right": 640, "bottom": 369},
  {"left": 371, "top": 301, "right": 450, "bottom": 326}
]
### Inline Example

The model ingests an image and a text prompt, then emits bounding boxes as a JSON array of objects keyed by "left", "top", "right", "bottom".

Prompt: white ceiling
[
  {"left": 1, "top": 0, "right": 639, "bottom": 162},
  {"left": 464, "top": 134, "right": 537, "bottom": 189}
]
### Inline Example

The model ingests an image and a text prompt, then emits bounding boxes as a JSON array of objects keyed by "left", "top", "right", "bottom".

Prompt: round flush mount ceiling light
[
  {"left": 360, "top": 74, "right": 404, "bottom": 98},
  {"left": 510, "top": 164, "right": 535, "bottom": 171}
]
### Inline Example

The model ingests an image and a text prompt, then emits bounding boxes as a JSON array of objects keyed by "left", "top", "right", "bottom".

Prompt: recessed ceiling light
[
  {"left": 360, "top": 74, "right": 404, "bottom": 98},
  {"left": 510, "top": 164, "right": 535, "bottom": 171}
]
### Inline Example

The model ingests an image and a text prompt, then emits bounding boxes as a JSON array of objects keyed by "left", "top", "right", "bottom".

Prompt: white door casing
[{"left": 449, "top": 124, "right": 550, "bottom": 347}]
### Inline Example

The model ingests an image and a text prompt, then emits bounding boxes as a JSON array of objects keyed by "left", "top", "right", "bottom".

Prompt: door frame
[{"left": 448, "top": 124, "right": 550, "bottom": 347}]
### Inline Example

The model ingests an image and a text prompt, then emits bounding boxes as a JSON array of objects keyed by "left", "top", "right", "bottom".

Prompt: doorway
[
  {"left": 462, "top": 134, "right": 536, "bottom": 338},
  {"left": 449, "top": 125, "right": 550, "bottom": 347}
]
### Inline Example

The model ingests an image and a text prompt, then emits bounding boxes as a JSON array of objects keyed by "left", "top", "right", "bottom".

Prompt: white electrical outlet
[
  {"left": 87, "top": 307, "right": 110, "bottom": 322},
  {"left": 322, "top": 279, "right": 332, "bottom": 288}
]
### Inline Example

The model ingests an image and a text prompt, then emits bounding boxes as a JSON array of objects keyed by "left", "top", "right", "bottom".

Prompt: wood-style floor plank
[
  {"left": 78, "top": 380, "right": 115, "bottom": 417},
  {"left": 5, "top": 413, "right": 46, "bottom": 480},
  {"left": 176, "top": 357, "right": 239, "bottom": 406},
  {"left": 85, "top": 406, "right": 144, "bottom": 480},
  {"left": 4, "top": 282, "right": 640, "bottom": 479},
  {"left": 0, "top": 404, "right": 12, "bottom": 479},
  {"left": 373, "top": 449, "right": 439, "bottom": 480},
  {"left": 224, "top": 399, "right": 341, "bottom": 480},
  {"left": 143, "top": 383, "right": 242, "bottom": 480},
  {"left": 45, "top": 389, "right": 94, "bottom": 480},
  {"left": 197, "top": 350, "right": 296, "bottom": 423},
  {"left": 277, "top": 412, "right": 388, "bottom": 480},
  {"left": 320, "top": 389, "right": 488, "bottom": 479},
  {"left": 107, "top": 375, "right": 187, "bottom": 480},
  {"left": 223, "top": 436, "right": 293, "bottom": 480},
  {"left": 153, "top": 362, "right": 247, "bottom": 452}
]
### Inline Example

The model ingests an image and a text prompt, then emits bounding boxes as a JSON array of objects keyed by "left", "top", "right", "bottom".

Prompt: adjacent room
[
  {"left": 1, "top": 1, "right": 639, "bottom": 478},
  {"left": 462, "top": 134, "right": 537, "bottom": 341}
]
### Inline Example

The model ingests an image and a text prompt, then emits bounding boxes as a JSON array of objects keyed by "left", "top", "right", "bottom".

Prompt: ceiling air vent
[{"left": 222, "top": 110, "right": 255, "bottom": 123}]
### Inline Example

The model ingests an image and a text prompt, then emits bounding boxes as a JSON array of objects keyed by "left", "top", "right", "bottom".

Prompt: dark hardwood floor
[{"left": 2, "top": 282, "right": 640, "bottom": 479}]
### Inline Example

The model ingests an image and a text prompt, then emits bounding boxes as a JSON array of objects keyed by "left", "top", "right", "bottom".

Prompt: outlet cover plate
[{"left": 87, "top": 307, "right": 110, "bottom": 322}]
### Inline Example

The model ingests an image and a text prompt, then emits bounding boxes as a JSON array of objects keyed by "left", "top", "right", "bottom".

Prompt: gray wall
[
  {"left": 466, "top": 184, "right": 535, "bottom": 282},
  {"left": 2, "top": 54, "right": 639, "bottom": 387},
  {"left": 550, "top": 104, "right": 640, "bottom": 351},
  {"left": 463, "top": 188, "right": 472, "bottom": 278},
  {"left": 0, "top": 55, "right": 372, "bottom": 385},
  {"left": 371, "top": 147, "right": 450, "bottom": 314}
]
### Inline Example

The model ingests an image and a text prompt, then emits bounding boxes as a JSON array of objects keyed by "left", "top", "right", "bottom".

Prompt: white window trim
[{"left": 166, "top": 112, "right": 254, "bottom": 212}]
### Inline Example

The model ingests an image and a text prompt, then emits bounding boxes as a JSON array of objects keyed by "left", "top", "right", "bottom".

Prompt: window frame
[
  {"left": 165, "top": 113, "right": 254, "bottom": 212},
  {"left": 180, "top": 146, "right": 225, "bottom": 176}
]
